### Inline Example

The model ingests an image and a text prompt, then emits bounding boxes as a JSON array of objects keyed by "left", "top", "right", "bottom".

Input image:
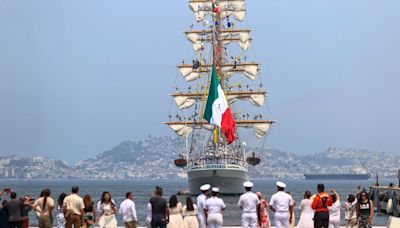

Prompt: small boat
[
  {"left": 246, "top": 152, "right": 261, "bottom": 166},
  {"left": 174, "top": 157, "right": 187, "bottom": 168}
]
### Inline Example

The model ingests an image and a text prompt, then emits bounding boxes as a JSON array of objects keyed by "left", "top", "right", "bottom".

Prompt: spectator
[
  {"left": 32, "top": 188, "right": 54, "bottom": 228},
  {"left": 149, "top": 186, "right": 169, "bottom": 228},
  {"left": 63, "top": 186, "right": 85, "bottom": 228},
  {"left": 312, "top": 184, "right": 333, "bottom": 228},
  {"left": 119, "top": 192, "right": 137, "bottom": 228}
]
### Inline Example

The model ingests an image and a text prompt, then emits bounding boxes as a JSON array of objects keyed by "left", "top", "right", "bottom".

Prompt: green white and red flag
[{"left": 203, "top": 65, "right": 236, "bottom": 144}]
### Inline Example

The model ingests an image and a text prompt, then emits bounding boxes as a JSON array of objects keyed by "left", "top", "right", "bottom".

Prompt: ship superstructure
[{"left": 164, "top": 0, "right": 275, "bottom": 194}]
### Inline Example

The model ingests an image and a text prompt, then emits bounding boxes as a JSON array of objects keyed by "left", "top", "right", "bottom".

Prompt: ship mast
[{"left": 165, "top": 0, "right": 276, "bottom": 166}]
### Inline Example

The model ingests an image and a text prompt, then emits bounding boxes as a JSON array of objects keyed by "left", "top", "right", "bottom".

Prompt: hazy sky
[{"left": 1, "top": 0, "right": 399, "bottom": 163}]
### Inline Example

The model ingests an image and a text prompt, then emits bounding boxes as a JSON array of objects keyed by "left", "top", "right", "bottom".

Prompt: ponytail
[{"left": 42, "top": 189, "right": 51, "bottom": 211}]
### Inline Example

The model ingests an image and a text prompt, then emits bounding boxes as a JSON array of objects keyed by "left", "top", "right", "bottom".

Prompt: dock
[{"left": 27, "top": 216, "right": 400, "bottom": 228}]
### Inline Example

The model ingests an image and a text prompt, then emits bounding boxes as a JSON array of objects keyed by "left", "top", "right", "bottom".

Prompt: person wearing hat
[
  {"left": 197, "top": 184, "right": 210, "bottom": 228},
  {"left": 204, "top": 187, "right": 225, "bottom": 228},
  {"left": 269, "top": 181, "right": 294, "bottom": 228},
  {"left": 238, "top": 181, "right": 260, "bottom": 228}
]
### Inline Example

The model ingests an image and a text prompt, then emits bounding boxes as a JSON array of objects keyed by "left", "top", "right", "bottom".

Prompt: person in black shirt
[
  {"left": 149, "top": 186, "right": 169, "bottom": 228},
  {"left": 0, "top": 200, "right": 9, "bottom": 228},
  {"left": 7, "top": 192, "right": 23, "bottom": 228},
  {"left": 357, "top": 191, "right": 374, "bottom": 228},
  {"left": 20, "top": 195, "right": 32, "bottom": 228}
]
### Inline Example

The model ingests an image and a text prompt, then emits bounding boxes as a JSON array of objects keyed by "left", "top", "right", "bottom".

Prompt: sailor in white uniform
[
  {"left": 205, "top": 187, "right": 226, "bottom": 228},
  {"left": 197, "top": 184, "right": 210, "bottom": 228},
  {"left": 269, "top": 181, "right": 294, "bottom": 228},
  {"left": 238, "top": 181, "right": 260, "bottom": 228}
]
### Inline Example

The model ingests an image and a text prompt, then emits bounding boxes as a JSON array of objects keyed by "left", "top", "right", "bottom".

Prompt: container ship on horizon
[{"left": 304, "top": 173, "right": 371, "bottom": 180}]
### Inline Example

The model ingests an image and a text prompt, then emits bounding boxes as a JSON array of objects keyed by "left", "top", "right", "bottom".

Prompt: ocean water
[{"left": 0, "top": 179, "right": 393, "bottom": 226}]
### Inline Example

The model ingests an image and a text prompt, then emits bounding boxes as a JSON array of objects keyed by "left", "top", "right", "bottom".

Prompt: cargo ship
[
  {"left": 304, "top": 166, "right": 371, "bottom": 180},
  {"left": 304, "top": 173, "right": 371, "bottom": 180}
]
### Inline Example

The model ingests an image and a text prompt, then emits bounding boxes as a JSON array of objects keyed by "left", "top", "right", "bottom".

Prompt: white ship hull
[{"left": 187, "top": 163, "right": 249, "bottom": 195}]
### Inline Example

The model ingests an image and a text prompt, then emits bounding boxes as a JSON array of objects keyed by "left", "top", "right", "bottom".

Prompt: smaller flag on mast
[{"left": 204, "top": 65, "right": 236, "bottom": 144}]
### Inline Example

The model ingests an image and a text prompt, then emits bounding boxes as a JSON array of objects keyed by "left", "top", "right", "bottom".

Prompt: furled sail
[
  {"left": 185, "top": 30, "right": 251, "bottom": 51},
  {"left": 165, "top": 120, "right": 274, "bottom": 138},
  {"left": 189, "top": 0, "right": 246, "bottom": 22},
  {"left": 171, "top": 91, "right": 266, "bottom": 109},
  {"left": 169, "top": 124, "right": 193, "bottom": 137},
  {"left": 177, "top": 63, "right": 259, "bottom": 82}
]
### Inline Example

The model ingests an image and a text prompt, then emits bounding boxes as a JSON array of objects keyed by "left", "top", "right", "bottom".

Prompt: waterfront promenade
[{"left": 27, "top": 226, "right": 388, "bottom": 228}]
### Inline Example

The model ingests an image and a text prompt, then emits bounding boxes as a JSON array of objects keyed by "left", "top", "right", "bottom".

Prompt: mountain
[
  {"left": 0, "top": 155, "right": 70, "bottom": 179},
  {"left": 0, "top": 136, "right": 399, "bottom": 179},
  {"left": 72, "top": 136, "right": 185, "bottom": 179}
]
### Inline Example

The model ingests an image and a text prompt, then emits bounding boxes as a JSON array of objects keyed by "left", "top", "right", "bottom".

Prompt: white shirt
[
  {"left": 238, "top": 191, "right": 260, "bottom": 213},
  {"left": 206, "top": 196, "right": 226, "bottom": 214},
  {"left": 119, "top": 199, "right": 137, "bottom": 222},
  {"left": 269, "top": 191, "right": 293, "bottom": 213},
  {"left": 328, "top": 200, "right": 340, "bottom": 221},
  {"left": 344, "top": 199, "right": 357, "bottom": 220},
  {"left": 197, "top": 194, "right": 207, "bottom": 214}
]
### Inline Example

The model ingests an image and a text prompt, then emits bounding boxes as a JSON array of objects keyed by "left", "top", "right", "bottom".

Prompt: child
[{"left": 343, "top": 194, "right": 357, "bottom": 228}]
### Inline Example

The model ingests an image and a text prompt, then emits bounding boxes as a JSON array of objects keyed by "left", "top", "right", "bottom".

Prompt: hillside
[{"left": 0, "top": 136, "right": 399, "bottom": 179}]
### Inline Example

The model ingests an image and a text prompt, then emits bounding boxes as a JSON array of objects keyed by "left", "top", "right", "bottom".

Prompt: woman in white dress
[
  {"left": 183, "top": 196, "right": 199, "bottom": 228},
  {"left": 328, "top": 189, "right": 341, "bottom": 228},
  {"left": 56, "top": 193, "right": 67, "bottom": 228},
  {"left": 97, "top": 191, "right": 117, "bottom": 228},
  {"left": 167, "top": 195, "right": 184, "bottom": 228},
  {"left": 297, "top": 191, "right": 314, "bottom": 228}
]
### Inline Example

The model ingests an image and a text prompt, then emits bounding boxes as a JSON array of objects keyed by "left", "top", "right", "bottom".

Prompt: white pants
[
  {"left": 274, "top": 212, "right": 289, "bottom": 228},
  {"left": 207, "top": 213, "right": 223, "bottom": 228},
  {"left": 198, "top": 213, "right": 206, "bottom": 228},
  {"left": 329, "top": 219, "right": 340, "bottom": 228},
  {"left": 242, "top": 212, "right": 258, "bottom": 228}
]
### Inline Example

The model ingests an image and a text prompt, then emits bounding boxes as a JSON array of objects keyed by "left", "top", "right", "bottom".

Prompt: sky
[{"left": 1, "top": 0, "right": 399, "bottom": 163}]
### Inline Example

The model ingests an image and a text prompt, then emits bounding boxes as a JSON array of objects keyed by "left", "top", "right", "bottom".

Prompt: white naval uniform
[
  {"left": 238, "top": 191, "right": 260, "bottom": 228},
  {"left": 205, "top": 196, "right": 226, "bottom": 228},
  {"left": 269, "top": 191, "right": 293, "bottom": 228},
  {"left": 197, "top": 193, "right": 207, "bottom": 228}
]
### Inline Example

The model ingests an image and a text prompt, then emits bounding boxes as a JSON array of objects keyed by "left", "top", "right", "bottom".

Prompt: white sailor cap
[
  {"left": 276, "top": 181, "right": 286, "bottom": 188},
  {"left": 200, "top": 184, "right": 211, "bottom": 191},
  {"left": 212, "top": 187, "right": 219, "bottom": 192},
  {"left": 243, "top": 181, "right": 254, "bottom": 188}
]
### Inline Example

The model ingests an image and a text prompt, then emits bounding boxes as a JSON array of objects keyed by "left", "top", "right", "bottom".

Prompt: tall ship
[
  {"left": 304, "top": 167, "right": 371, "bottom": 180},
  {"left": 164, "top": 0, "right": 275, "bottom": 195}
]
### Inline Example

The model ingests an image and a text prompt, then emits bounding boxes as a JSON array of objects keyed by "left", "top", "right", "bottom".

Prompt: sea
[{"left": 0, "top": 179, "right": 394, "bottom": 226}]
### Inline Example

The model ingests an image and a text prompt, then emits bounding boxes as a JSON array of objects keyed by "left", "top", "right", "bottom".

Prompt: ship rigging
[{"left": 164, "top": 0, "right": 275, "bottom": 194}]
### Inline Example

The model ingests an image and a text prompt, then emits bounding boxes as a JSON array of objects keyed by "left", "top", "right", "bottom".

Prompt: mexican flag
[{"left": 204, "top": 65, "right": 236, "bottom": 144}]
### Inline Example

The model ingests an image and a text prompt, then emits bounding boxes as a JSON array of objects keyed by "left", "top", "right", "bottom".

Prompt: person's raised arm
[{"left": 331, "top": 189, "right": 340, "bottom": 202}]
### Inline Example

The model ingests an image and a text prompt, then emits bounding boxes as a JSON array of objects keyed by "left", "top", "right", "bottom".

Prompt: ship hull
[
  {"left": 187, "top": 163, "right": 248, "bottom": 195},
  {"left": 304, "top": 174, "right": 371, "bottom": 180}
]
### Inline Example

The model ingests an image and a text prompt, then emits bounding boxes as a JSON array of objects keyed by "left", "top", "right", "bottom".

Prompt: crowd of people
[{"left": 0, "top": 182, "right": 375, "bottom": 228}]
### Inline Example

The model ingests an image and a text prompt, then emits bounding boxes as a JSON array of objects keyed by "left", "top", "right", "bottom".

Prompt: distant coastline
[{"left": 1, "top": 136, "right": 399, "bottom": 180}]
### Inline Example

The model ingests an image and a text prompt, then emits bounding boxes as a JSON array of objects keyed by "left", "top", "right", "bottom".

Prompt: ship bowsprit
[{"left": 187, "top": 163, "right": 249, "bottom": 195}]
